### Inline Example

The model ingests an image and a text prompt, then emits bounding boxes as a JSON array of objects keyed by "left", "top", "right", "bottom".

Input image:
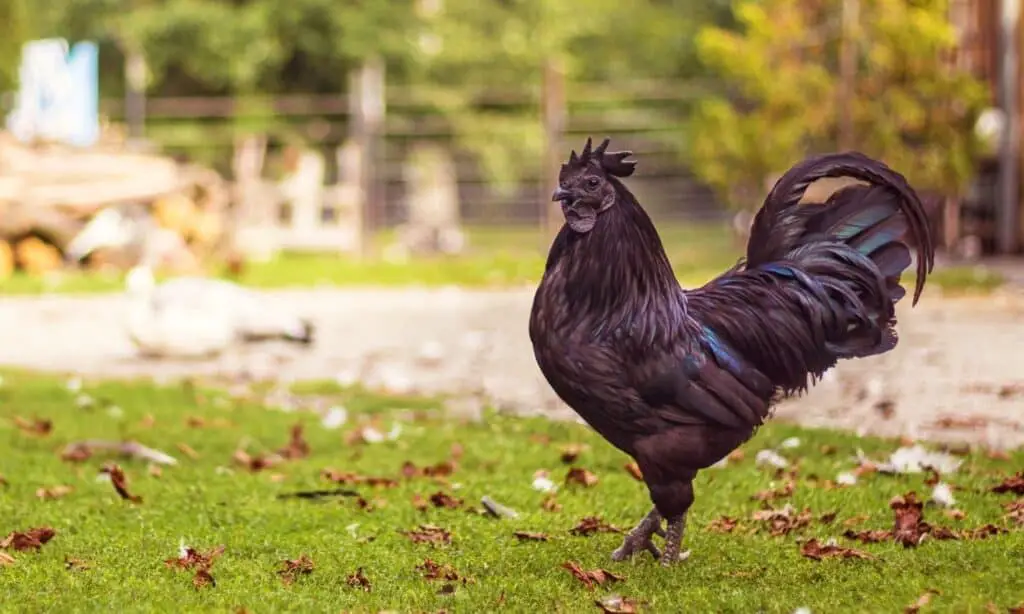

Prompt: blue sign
[{"left": 5, "top": 38, "right": 100, "bottom": 147}]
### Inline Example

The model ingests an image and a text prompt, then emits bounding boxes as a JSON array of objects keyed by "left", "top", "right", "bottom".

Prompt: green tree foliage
[
  {"left": 0, "top": 0, "right": 33, "bottom": 93},
  {"left": 690, "top": 0, "right": 989, "bottom": 211}
]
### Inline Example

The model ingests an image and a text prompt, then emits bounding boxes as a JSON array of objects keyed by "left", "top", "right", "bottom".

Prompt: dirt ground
[{"left": 1, "top": 285, "right": 1022, "bottom": 449}]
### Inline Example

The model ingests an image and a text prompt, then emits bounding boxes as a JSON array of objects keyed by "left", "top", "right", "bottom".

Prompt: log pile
[{"left": 0, "top": 132, "right": 230, "bottom": 278}]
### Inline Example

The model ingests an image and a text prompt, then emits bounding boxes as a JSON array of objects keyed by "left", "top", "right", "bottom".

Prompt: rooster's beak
[{"left": 551, "top": 187, "right": 571, "bottom": 202}]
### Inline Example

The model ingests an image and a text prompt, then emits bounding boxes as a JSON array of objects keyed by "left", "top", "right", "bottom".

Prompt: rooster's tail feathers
[{"left": 746, "top": 152, "right": 934, "bottom": 304}]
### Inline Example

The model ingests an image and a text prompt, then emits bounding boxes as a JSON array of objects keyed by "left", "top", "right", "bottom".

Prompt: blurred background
[
  {"left": 0, "top": 0, "right": 1022, "bottom": 447},
  {"left": 0, "top": 0, "right": 1021, "bottom": 291}
]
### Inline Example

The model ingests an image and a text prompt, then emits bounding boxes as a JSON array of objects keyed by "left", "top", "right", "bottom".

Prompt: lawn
[
  {"left": 1, "top": 370, "right": 1022, "bottom": 613},
  {"left": 0, "top": 223, "right": 1007, "bottom": 296}
]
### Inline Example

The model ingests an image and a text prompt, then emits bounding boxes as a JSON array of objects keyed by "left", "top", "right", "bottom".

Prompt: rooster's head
[{"left": 552, "top": 137, "right": 637, "bottom": 233}]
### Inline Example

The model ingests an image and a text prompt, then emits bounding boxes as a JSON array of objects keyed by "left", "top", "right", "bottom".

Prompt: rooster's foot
[
  {"left": 659, "top": 513, "right": 689, "bottom": 566},
  {"left": 610, "top": 508, "right": 663, "bottom": 561}
]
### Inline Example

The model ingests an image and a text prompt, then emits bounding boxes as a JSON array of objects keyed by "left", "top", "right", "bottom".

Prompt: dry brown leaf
[
  {"left": 944, "top": 509, "right": 966, "bottom": 521},
  {"left": 843, "top": 529, "right": 893, "bottom": 544},
  {"left": 13, "top": 416, "right": 52, "bottom": 437},
  {"left": 842, "top": 514, "right": 870, "bottom": 527},
  {"left": 595, "top": 595, "right": 642, "bottom": 614},
  {"left": 278, "top": 554, "right": 314, "bottom": 585},
  {"left": 561, "top": 561, "right": 624, "bottom": 591},
  {"left": 412, "top": 494, "right": 429, "bottom": 511},
  {"left": 400, "top": 524, "right": 452, "bottom": 545},
  {"left": 192, "top": 569, "right": 215, "bottom": 589},
  {"left": 321, "top": 469, "right": 398, "bottom": 488},
  {"left": 819, "top": 511, "right": 838, "bottom": 525},
  {"left": 751, "top": 505, "right": 812, "bottom": 536},
  {"left": 36, "top": 485, "right": 73, "bottom": 500},
  {"left": 513, "top": 531, "right": 549, "bottom": 541},
  {"left": 891, "top": 492, "right": 927, "bottom": 547},
  {"left": 60, "top": 444, "right": 92, "bottom": 463},
  {"left": 569, "top": 516, "right": 622, "bottom": 536},
  {"left": 541, "top": 493, "right": 563, "bottom": 512},
  {"left": 623, "top": 462, "right": 643, "bottom": 481},
  {"left": 904, "top": 589, "right": 940, "bottom": 613},
  {"left": 233, "top": 449, "right": 276, "bottom": 472},
  {"left": 560, "top": 444, "right": 586, "bottom": 464},
  {"left": 278, "top": 424, "right": 310, "bottom": 460},
  {"left": 0, "top": 552, "right": 15, "bottom": 567},
  {"left": 728, "top": 449, "right": 746, "bottom": 462},
  {"left": 706, "top": 516, "right": 740, "bottom": 533},
  {"left": 100, "top": 463, "right": 142, "bottom": 503},
  {"left": 1008, "top": 603, "right": 1024, "bottom": 614},
  {"left": 565, "top": 467, "right": 599, "bottom": 488},
  {"left": 799, "top": 538, "right": 874, "bottom": 561},
  {"left": 1004, "top": 500, "right": 1024, "bottom": 525},
  {"left": 64, "top": 556, "right": 90, "bottom": 571},
  {"left": 992, "top": 472, "right": 1024, "bottom": 495},
  {"left": 346, "top": 568, "right": 372, "bottom": 591},
  {"left": 164, "top": 545, "right": 225, "bottom": 571},
  {"left": 176, "top": 443, "right": 200, "bottom": 460},
  {"left": 429, "top": 492, "right": 463, "bottom": 509},
  {"left": 1, "top": 527, "right": 56, "bottom": 551},
  {"left": 752, "top": 480, "right": 795, "bottom": 502},
  {"left": 416, "top": 558, "right": 467, "bottom": 583}
]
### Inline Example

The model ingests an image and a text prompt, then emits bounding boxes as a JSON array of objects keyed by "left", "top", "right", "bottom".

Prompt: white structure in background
[{"left": 5, "top": 38, "right": 100, "bottom": 148}]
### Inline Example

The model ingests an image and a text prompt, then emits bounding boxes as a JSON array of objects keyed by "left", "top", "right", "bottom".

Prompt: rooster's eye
[{"left": 586, "top": 177, "right": 600, "bottom": 189}]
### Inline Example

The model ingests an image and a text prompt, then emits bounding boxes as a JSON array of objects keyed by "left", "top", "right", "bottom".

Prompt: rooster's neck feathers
[{"left": 542, "top": 179, "right": 685, "bottom": 332}]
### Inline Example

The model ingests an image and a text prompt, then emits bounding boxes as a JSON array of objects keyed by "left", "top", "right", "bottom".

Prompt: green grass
[
  {"left": 1, "top": 370, "right": 1022, "bottom": 613},
  {"left": 1, "top": 222, "right": 1007, "bottom": 296}
]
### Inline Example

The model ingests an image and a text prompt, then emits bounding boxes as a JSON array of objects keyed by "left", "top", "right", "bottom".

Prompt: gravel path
[{"left": 1, "top": 286, "right": 1022, "bottom": 449}]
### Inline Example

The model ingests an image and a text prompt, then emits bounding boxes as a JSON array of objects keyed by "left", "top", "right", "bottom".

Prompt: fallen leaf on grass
[
  {"left": 624, "top": 463, "right": 643, "bottom": 481},
  {"left": 904, "top": 589, "right": 940, "bottom": 613},
  {"left": 278, "top": 424, "right": 310, "bottom": 460},
  {"left": 1, "top": 527, "right": 56, "bottom": 551},
  {"left": 346, "top": 568, "right": 372, "bottom": 591},
  {"left": 1004, "top": 500, "right": 1024, "bottom": 525},
  {"left": 176, "top": 443, "right": 200, "bottom": 460},
  {"left": 565, "top": 467, "right": 599, "bottom": 488},
  {"left": 416, "top": 558, "right": 470, "bottom": 584},
  {"left": 843, "top": 514, "right": 870, "bottom": 527},
  {"left": 944, "top": 509, "right": 966, "bottom": 521},
  {"left": 64, "top": 556, "right": 90, "bottom": 571},
  {"left": 752, "top": 480, "right": 795, "bottom": 502},
  {"left": 751, "top": 505, "right": 812, "bottom": 536},
  {"left": 192, "top": 569, "right": 216, "bottom": 589},
  {"left": 60, "top": 444, "right": 92, "bottom": 463},
  {"left": 560, "top": 444, "right": 587, "bottom": 464},
  {"left": 561, "top": 561, "right": 624, "bottom": 591},
  {"left": 799, "top": 538, "right": 874, "bottom": 561},
  {"left": 100, "top": 463, "right": 142, "bottom": 503},
  {"left": 706, "top": 516, "right": 740, "bottom": 533},
  {"left": 595, "top": 595, "right": 643, "bottom": 614},
  {"left": 0, "top": 552, "right": 14, "bottom": 566},
  {"left": 570, "top": 516, "right": 623, "bottom": 536},
  {"left": 276, "top": 488, "right": 359, "bottom": 500},
  {"left": 429, "top": 492, "right": 463, "bottom": 509},
  {"left": 819, "top": 511, "right": 838, "bottom": 525},
  {"left": 36, "top": 485, "right": 73, "bottom": 500},
  {"left": 513, "top": 531, "right": 549, "bottom": 541},
  {"left": 400, "top": 524, "right": 452, "bottom": 545},
  {"left": 233, "top": 449, "right": 277, "bottom": 472},
  {"left": 1009, "top": 603, "right": 1024, "bottom": 614},
  {"left": 891, "top": 493, "right": 927, "bottom": 547},
  {"left": 321, "top": 469, "right": 398, "bottom": 488},
  {"left": 842, "top": 529, "right": 892, "bottom": 543},
  {"left": 412, "top": 494, "right": 429, "bottom": 511},
  {"left": 13, "top": 416, "right": 52, "bottom": 437},
  {"left": 278, "top": 554, "right": 314, "bottom": 585},
  {"left": 541, "top": 494, "right": 563, "bottom": 512},
  {"left": 164, "top": 544, "right": 226, "bottom": 571},
  {"left": 992, "top": 472, "right": 1024, "bottom": 495}
]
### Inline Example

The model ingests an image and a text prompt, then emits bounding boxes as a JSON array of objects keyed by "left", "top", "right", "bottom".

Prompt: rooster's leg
[
  {"left": 659, "top": 513, "right": 691, "bottom": 566},
  {"left": 610, "top": 508, "right": 663, "bottom": 561}
]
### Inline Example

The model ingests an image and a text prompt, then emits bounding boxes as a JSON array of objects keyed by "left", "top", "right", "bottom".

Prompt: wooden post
[
  {"left": 997, "top": 0, "right": 1021, "bottom": 254},
  {"left": 348, "top": 57, "right": 386, "bottom": 258},
  {"left": 541, "top": 57, "right": 567, "bottom": 243},
  {"left": 837, "top": 0, "right": 859, "bottom": 150},
  {"left": 124, "top": 45, "right": 147, "bottom": 147}
]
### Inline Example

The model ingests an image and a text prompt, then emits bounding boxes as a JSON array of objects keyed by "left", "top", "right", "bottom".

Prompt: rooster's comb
[{"left": 564, "top": 137, "right": 637, "bottom": 178}]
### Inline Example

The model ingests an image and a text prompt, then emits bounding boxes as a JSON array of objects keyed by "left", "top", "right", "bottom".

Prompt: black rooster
[{"left": 529, "top": 137, "right": 933, "bottom": 566}]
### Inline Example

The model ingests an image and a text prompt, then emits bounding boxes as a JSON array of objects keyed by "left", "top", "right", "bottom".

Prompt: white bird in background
[{"left": 64, "top": 204, "right": 316, "bottom": 359}]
